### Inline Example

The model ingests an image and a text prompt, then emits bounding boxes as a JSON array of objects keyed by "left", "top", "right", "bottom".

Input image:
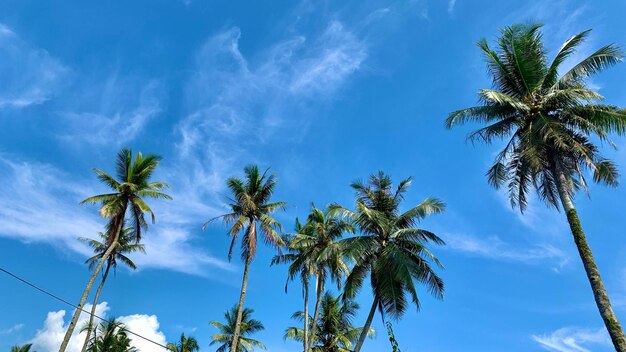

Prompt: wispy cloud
[
  {"left": 0, "top": 323, "right": 24, "bottom": 335},
  {"left": 0, "top": 17, "right": 367, "bottom": 278},
  {"left": 444, "top": 232, "right": 569, "bottom": 269},
  {"left": 0, "top": 154, "right": 231, "bottom": 276},
  {"left": 447, "top": 0, "right": 457, "bottom": 14},
  {"left": 176, "top": 20, "right": 368, "bottom": 216},
  {"left": 58, "top": 77, "right": 164, "bottom": 146},
  {"left": 0, "top": 155, "right": 101, "bottom": 254},
  {"left": 0, "top": 23, "right": 68, "bottom": 109},
  {"left": 532, "top": 327, "right": 611, "bottom": 352}
]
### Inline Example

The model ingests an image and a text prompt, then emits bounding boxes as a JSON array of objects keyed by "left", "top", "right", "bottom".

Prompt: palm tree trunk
[
  {"left": 59, "top": 210, "right": 126, "bottom": 352},
  {"left": 58, "top": 240, "right": 120, "bottom": 352},
  {"left": 303, "top": 277, "right": 310, "bottom": 352},
  {"left": 230, "top": 251, "right": 253, "bottom": 352},
  {"left": 555, "top": 167, "right": 626, "bottom": 351},
  {"left": 353, "top": 296, "right": 378, "bottom": 352},
  {"left": 307, "top": 275, "right": 324, "bottom": 351},
  {"left": 80, "top": 261, "right": 112, "bottom": 352}
]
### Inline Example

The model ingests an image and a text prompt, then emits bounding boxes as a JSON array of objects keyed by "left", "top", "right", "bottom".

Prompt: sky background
[{"left": 1, "top": 0, "right": 626, "bottom": 351}]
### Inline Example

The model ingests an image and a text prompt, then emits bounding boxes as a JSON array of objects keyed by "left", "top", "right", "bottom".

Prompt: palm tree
[
  {"left": 332, "top": 172, "right": 445, "bottom": 352},
  {"left": 59, "top": 148, "right": 171, "bottom": 352},
  {"left": 83, "top": 318, "right": 138, "bottom": 352},
  {"left": 167, "top": 333, "right": 200, "bottom": 352},
  {"left": 285, "top": 291, "right": 374, "bottom": 352},
  {"left": 209, "top": 305, "right": 266, "bottom": 352},
  {"left": 445, "top": 23, "right": 626, "bottom": 350},
  {"left": 270, "top": 219, "right": 314, "bottom": 352},
  {"left": 291, "top": 206, "right": 353, "bottom": 352},
  {"left": 10, "top": 344, "right": 35, "bottom": 352},
  {"left": 205, "top": 165, "right": 285, "bottom": 352},
  {"left": 79, "top": 227, "right": 146, "bottom": 352}
]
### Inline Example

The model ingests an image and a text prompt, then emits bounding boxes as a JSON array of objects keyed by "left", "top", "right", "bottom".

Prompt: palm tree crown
[
  {"left": 285, "top": 291, "right": 374, "bottom": 352},
  {"left": 81, "top": 148, "right": 172, "bottom": 242},
  {"left": 333, "top": 172, "right": 445, "bottom": 352},
  {"left": 445, "top": 24, "right": 626, "bottom": 210},
  {"left": 83, "top": 318, "right": 138, "bottom": 352},
  {"left": 79, "top": 226, "right": 145, "bottom": 272},
  {"left": 337, "top": 172, "right": 446, "bottom": 318},
  {"left": 11, "top": 344, "right": 35, "bottom": 352},
  {"left": 167, "top": 333, "right": 200, "bottom": 352},
  {"left": 209, "top": 305, "right": 267, "bottom": 352},
  {"left": 207, "top": 164, "right": 286, "bottom": 261},
  {"left": 272, "top": 206, "right": 353, "bottom": 352}
]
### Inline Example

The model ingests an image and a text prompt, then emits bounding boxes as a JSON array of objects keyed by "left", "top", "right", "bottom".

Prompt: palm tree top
[
  {"left": 205, "top": 164, "right": 287, "bottom": 261},
  {"left": 285, "top": 292, "right": 375, "bottom": 351},
  {"left": 210, "top": 305, "right": 266, "bottom": 352},
  {"left": 445, "top": 23, "right": 626, "bottom": 211},
  {"left": 167, "top": 333, "right": 200, "bottom": 352},
  {"left": 79, "top": 226, "right": 146, "bottom": 271},
  {"left": 80, "top": 148, "right": 172, "bottom": 241},
  {"left": 10, "top": 344, "right": 34, "bottom": 352},
  {"left": 336, "top": 172, "right": 446, "bottom": 319}
]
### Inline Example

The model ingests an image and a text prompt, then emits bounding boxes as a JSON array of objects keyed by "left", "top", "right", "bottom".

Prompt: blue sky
[{"left": 1, "top": 0, "right": 626, "bottom": 351}]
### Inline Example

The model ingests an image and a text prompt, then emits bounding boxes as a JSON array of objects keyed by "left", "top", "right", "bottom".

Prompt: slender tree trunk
[
  {"left": 307, "top": 275, "right": 324, "bottom": 351},
  {"left": 58, "top": 240, "right": 119, "bottom": 352},
  {"left": 555, "top": 166, "right": 626, "bottom": 351},
  {"left": 59, "top": 208, "right": 126, "bottom": 352},
  {"left": 303, "top": 276, "right": 310, "bottom": 352},
  {"left": 230, "top": 248, "right": 253, "bottom": 352},
  {"left": 354, "top": 296, "right": 378, "bottom": 352},
  {"left": 80, "top": 261, "right": 112, "bottom": 352}
]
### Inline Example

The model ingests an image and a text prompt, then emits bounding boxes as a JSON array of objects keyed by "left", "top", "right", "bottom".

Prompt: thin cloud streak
[
  {"left": 444, "top": 232, "right": 569, "bottom": 269},
  {"left": 532, "top": 327, "right": 611, "bottom": 352},
  {"left": 0, "top": 154, "right": 231, "bottom": 276},
  {"left": 58, "top": 78, "right": 164, "bottom": 146},
  {"left": 0, "top": 23, "right": 68, "bottom": 109},
  {"left": 175, "top": 20, "right": 368, "bottom": 218}
]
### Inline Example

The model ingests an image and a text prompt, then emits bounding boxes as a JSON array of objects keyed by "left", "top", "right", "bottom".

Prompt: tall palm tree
[
  {"left": 332, "top": 172, "right": 445, "bottom": 352},
  {"left": 270, "top": 219, "right": 314, "bottom": 352},
  {"left": 83, "top": 318, "right": 138, "bottom": 352},
  {"left": 10, "top": 344, "right": 35, "bottom": 352},
  {"left": 59, "top": 148, "right": 171, "bottom": 352},
  {"left": 167, "top": 333, "right": 200, "bottom": 352},
  {"left": 205, "top": 165, "right": 285, "bottom": 352},
  {"left": 285, "top": 291, "right": 374, "bottom": 352},
  {"left": 79, "top": 227, "right": 146, "bottom": 352},
  {"left": 209, "top": 305, "right": 266, "bottom": 352},
  {"left": 445, "top": 23, "right": 626, "bottom": 350}
]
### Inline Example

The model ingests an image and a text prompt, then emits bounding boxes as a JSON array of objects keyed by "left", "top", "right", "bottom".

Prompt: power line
[{"left": 0, "top": 266, "right": 171, "bottom": 351}]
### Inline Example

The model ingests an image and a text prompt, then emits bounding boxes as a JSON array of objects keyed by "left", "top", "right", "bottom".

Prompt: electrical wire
[{"left": 0, "top": 266, "right": 171, "bottom": 350}]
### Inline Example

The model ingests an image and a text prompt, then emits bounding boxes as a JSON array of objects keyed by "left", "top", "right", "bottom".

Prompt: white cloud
[
  {"left": 0, "top": 323, "right": 24, "bottom": 334},
  {"left": 444, "top": 232, "right": 569, "bottom": 269},
  {"left": 30, "top": 302, "right": 110, "bottom": 352},
  {"left": 135, "top": 226, "right": 233, "bottom": 275},
  {"left": 177, "top": 20, "right": 367, "bottom": 209},
  {"left": 29, "top": 302, "right": 168, "bottom": 352},
  {"left": 0, "top": 155, "right": 101, "bottom": 254},
  {"left": 289, "top": 21, "right": 366, "bottom": 94},
  {"left": 58, "top": 77, "right": 163, "bottom": 146},
  {"left": 447, "top": 0, "right": 457, "bottom": 13},
  {"left": 532, "top": 327, "right": 611, "bottom": 352},
  {"left": 117, "top": 314, "right": 167, "bottom": 352},
  {"left": 0, "top": 19, "right": 367, "bottom": 278},
  {"left": 0, "top": 154, "right": 231, "bottom": 275},
  {"left": 0, "top": 23, "right": 68, "bottom": 109}
]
